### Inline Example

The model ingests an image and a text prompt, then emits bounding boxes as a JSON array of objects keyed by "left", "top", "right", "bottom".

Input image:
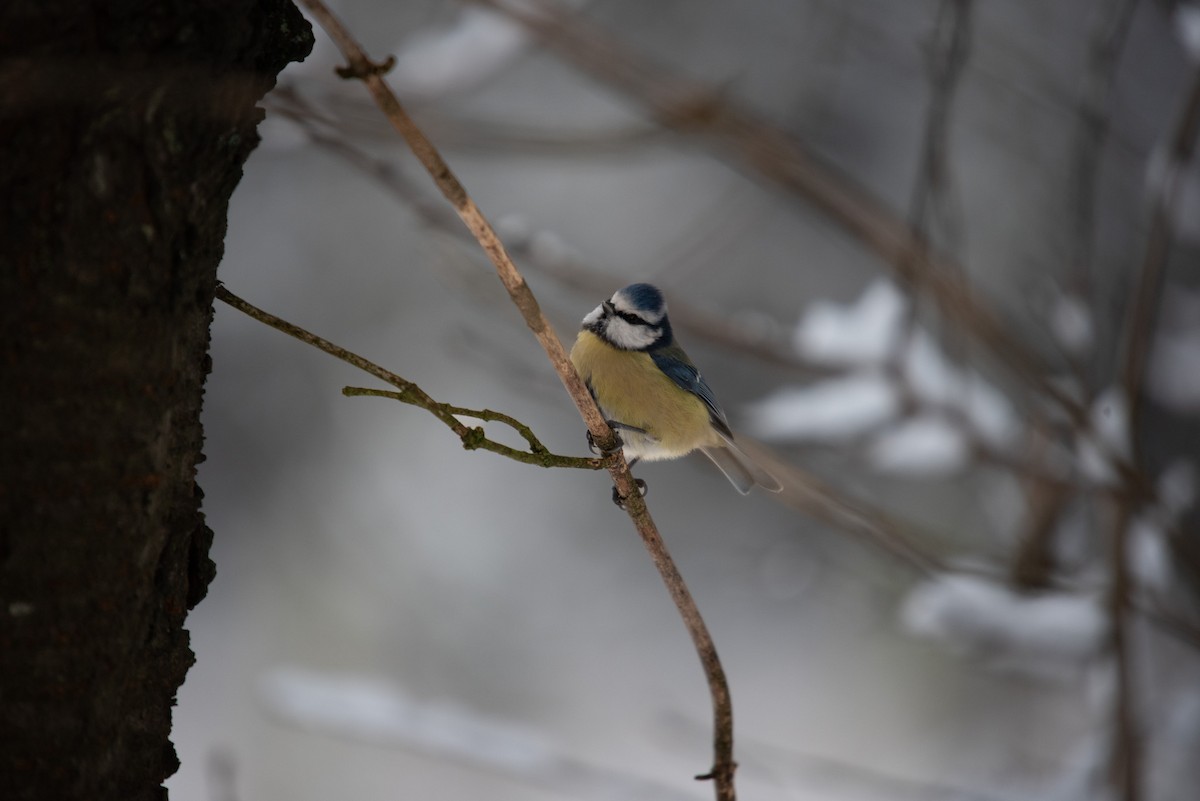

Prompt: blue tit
[{"left": 570, "top": 283, "right": 782, "bottom": 495}]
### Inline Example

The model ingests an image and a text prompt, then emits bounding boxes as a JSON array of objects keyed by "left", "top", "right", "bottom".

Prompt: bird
[{"left": 569, "top": 282, "right": 782, "bottom": 501}]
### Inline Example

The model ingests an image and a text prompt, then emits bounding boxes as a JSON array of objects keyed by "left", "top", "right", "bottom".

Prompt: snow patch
[
  {"left": 746, "top": 372, "right": 899, "bottom": 441},
  {"left": 259, "top": 666, "right": 554, "bottom": 770},
  {"left": 391, "top": 7, "right": 531, "bottom": 99},
  {"left": 793, "top": 279, "right": 906, "bottom": 365},
  {"left": 1050, "top": 295, "right": 1094, "bottom": 355},
  {"left": 1076, "top": 387, "right": 1130, "bottom": 486},
  {"left": 868, "top": 415, "right": 969, "bottom": 476},
  {"left": 901, "top": 574, "right": 1106, "bottom": 678}
]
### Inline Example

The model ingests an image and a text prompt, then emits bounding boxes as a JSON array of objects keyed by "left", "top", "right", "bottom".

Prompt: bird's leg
[
  {"left": 611, "top": 457, "right": 648, "bottom": 508},
  {"left": 586, "top": 420, "right": 648, "bottom": 456},
  {"left": 587, "top": 422, "right": 651, "bottom": 508},
  {"left": 586, "top": 427, "right": 619, "bottom": 456},
  {"left": 614, "top": 482, "right": 652, "bottom": 506}
]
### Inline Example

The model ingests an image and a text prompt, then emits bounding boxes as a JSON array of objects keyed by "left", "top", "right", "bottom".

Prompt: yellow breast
[{"left": 570, "top": 331, "right": 718, "bottom": 460}]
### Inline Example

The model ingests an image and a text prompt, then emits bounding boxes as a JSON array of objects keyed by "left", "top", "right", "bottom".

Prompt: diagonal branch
[
  {"left": 294, "top": 1, "right": 740, "bottom": 796},
  {"left": 1118, "top": 68, "right": 1200, "bottom": 439}
]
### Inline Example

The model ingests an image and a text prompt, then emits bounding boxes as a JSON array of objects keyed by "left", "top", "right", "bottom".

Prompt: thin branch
[
  {"left": 1107, "top": 505, "right": 1139, "bottom": 801},
  {"left": 272, "top": 82, "right": 671, "bottom": 156},
  {"left": 744, "top": 442, "right": 945, "bottom": 576},
  {"left": 909, "top": 0, "right": 972, "bottom": 252},
  {"left": 294, "top": 1, "right": 739, "bottom": 796},
  {"left": 1066, "top": 0, "right": 1138, "bottom": 299},
  {"left": 214, "top": 285, "right": 605, "bottom": 470},
  {"left": 1118, "top": 68, "right": 1200, "bottom": 442},
  {"left": 343, "top": 387, "right": 606, "bottom": 469}
]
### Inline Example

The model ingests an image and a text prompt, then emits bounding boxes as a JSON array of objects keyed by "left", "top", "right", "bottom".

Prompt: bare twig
[
  {"left": 744, "top": 442, "right": 945, "bottom": 576},
  {"left": 272, "top": 82, "right": 670, "bottom": 156},
  {"left": 1107, "top": 505, "right": 1139, "bottom": 801},
  {"left": 1010, "top": 424, "right": 1069, "bottom": 590},
  {"left": 909, "top": 0, "right": 972, "bottom": 252},
  {"left": 214, "top": 285, "right": 606, "bottom": 470},
  {"left": 1118, "top": 69, "right": 1200, "bottom": 440},
  {"left": 295, "top": 1, "right": 739, "bottom": 795},
  {"left": 1066, "top": 0, "right": 1138, "bottom": 299}
]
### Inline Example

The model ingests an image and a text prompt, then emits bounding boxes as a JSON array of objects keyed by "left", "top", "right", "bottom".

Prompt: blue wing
[{"left": 651, "top": 348, "right": 733, "bottom": 438}]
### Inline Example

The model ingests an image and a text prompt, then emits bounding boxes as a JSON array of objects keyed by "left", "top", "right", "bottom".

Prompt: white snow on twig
[
  {"left": 257, "top": 666, "right": 701, "bottom": 800},
  {"left": 1075, "top": 387, "right": 1130, "bottom": 486},
  {"left": 766, "top": 280, "right": 1018, "bottom": 463},
  {"left": 900, "top": 574, "right": 1106, "bottom": 679},
  {"left": 1128, "top": 514, "right": 1172, "bottom": 592},
  {"left": 260, "top": 666, "right": 554, "bottom": 769},
  {"left": 794, "top": 279, "right": 906, "bottom": 365},
  {"left": 1148, "top": 286, "right": 1200, "bottom": 409},
  {"left": 1050, "top": 295, "right": 1094, "bottom": 355},
  {"left": 899, "top": 332, "right": 1019, "bottom": 447},
  {"left": 867, "top": 415, "right": 969, "bottom": 476},
  {"left": 1149, "top": 325, "right": 1200, "bottom": 411},
  {"left": 1127, "top": 460, "right": 1195, "bottom": 592},
  {"left": 1146, "top": 145, "right": 1200, "bottom": 245},
  {"left": 901, "top": 330, "right": 959, "bottom": 405},
  {"left": 962, "top": 371, "right": 1019, "bottom": 447},
  {"left": 391, "top": 7, "right": 531, "bottom": 99},
  {"left": 1158, "top": 459, "right": 1198, "bottom": 518},
  {"left": 1176, "top": 6, "right": 1200, "bottom": 63},
  {"left": 746, "top": 372, "right": 899, "bottom": 441}
]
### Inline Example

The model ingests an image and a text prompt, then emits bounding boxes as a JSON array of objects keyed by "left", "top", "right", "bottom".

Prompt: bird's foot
[
  {"left": 611, "top": 478, "right": 648, "bottom": 509},
  {"left": 587, "top": 422, "right": 631, "bottom": 457}
]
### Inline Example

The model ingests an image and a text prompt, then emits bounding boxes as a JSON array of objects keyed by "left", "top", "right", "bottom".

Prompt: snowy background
[{"left": 170, "top": 1, "right": 1200, "bottom": 800}]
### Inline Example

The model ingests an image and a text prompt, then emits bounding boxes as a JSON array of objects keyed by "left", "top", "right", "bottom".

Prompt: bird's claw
[
  {"left": 611, "top": 478, "right": 648, "bottom": 509},
  {"left": 587, "top": 425, "right": 624, "bottom": 457}
]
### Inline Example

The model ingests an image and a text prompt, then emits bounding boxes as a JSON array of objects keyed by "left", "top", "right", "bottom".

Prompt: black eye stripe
[
  {"left": 615, "top": 310, "right": 649, "bottom": 326},
  {"left": 603, "top": 299, "right": 652, "bottom": 326}
]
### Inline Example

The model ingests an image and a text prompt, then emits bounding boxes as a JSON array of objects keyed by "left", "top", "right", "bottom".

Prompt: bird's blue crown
[{"left": 619, "top": 283, "right": 665, "bottom": 314}]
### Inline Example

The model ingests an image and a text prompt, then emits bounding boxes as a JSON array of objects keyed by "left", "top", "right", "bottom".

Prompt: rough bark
[{"left": 0, "top": 2, "right": 312, "bottom": 799}]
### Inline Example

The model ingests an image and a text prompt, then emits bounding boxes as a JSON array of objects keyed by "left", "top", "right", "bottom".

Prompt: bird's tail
[{"left": 700, "top": 437, "right": 783, "bottom": 495}]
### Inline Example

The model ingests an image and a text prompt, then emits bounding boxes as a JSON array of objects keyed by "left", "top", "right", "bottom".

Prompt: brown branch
[
  {"left": 909, "top": 0, "right": 972, "bottom": 250},
  {"left": 1066, "top": 0, "right": 1138, "bottom": 299},
  {"left": 744, "top": 442, "right": 945, "bottom": 576},
  {"left": 295, "top": 1, "right": 739, "bottom": 796},
  {"left": 214, "top": 285, "right": 606, "bottom": 470},
  {"left": 1107, "top": 505, "right": 1139, "bottom": 801},
  {"left": 1118, "top": 68, "right": 1200, "bottom": 442}
]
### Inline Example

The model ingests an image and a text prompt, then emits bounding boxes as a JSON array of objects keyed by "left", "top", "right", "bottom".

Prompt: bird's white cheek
[{"left": 606, "top": 319, "right": 659, "bottom": 350}]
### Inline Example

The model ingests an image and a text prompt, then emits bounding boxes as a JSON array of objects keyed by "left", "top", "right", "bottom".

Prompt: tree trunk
[{"left": 0, "top": 3, "right": 311, "bottom": 799}]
